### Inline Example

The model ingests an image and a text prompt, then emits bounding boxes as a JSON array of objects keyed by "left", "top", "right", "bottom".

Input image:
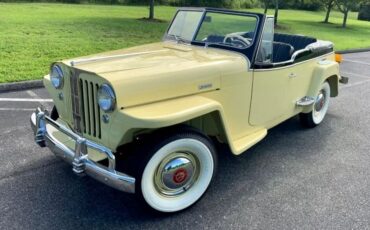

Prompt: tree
[
  {"left": 191, "top": 0, "right": 201, "bottom": 6},
  {"left": 260, "top": 0, "right": 270, "bottom": 14},
  {"left": 358, "top": 3, "right": 370, "bottom": 21},
  {"left": 323, "top": 0, "right": 335, "bottom": 23},
  {"left": 149, "top": 0, "right": 154, "bottom": 20},
  {"left": 337, "top": 0, "right": 362, "bottom": 27},
  {"left": 274, "top": 0, "right": 279, "bottom": 26}
]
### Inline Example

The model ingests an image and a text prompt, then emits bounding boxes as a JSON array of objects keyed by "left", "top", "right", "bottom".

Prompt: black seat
[
  {"left": 243, "top": 31, "right": 255, "bottom": 39},
  {"left": 273, "top": 42, "right": 295, "bottom": 63},
  {"left": 274, "top": 33, "right": 316, "bottom": 51},
  {"left": 206, "top": 35, "right": 224, "bottom": 43}
]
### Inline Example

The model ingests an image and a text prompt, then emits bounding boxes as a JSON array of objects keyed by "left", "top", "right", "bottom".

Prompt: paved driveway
[{"left": 0, "top": 52, "right": 369, "bottom": 229}]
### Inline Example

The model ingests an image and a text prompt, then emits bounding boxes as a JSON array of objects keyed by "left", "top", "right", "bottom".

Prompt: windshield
[
  {"left": 167, "top": 11, "right": 204, "bottom": 41},
  {"left": 166, "top": 10, "right": 258, "bottom": 49}
]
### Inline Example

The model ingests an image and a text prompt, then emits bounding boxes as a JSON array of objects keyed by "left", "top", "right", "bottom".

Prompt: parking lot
[{"left": 0, "top": 52, "right": 369, "bottom": 229}]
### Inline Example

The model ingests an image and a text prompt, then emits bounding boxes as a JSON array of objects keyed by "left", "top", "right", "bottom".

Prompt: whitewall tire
[
  {"left": 300, "top": 81, "right": 331, "bottom": 128},
  {"left": 135, "top": 131, "right": 217, "bottom": 213}
]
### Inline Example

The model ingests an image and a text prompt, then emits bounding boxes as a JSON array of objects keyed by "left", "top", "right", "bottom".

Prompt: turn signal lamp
[{"left": 335, "top": 53, "right": 343, "bottom": 63}]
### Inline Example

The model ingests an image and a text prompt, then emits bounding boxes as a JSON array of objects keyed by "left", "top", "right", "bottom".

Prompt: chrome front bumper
[{"left": 30, "top": 107, "right": 135, "bottom": 193}]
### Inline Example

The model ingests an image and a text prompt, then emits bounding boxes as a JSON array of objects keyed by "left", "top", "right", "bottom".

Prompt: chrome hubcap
[
  {"left": 154, "top": 152, "right": 199, "bottom": 196},
  {"left": 314, "top": 91, "right": 325, "bottom": 112}
]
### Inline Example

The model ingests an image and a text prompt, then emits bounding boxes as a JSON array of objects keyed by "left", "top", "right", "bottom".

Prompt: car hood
[{"left": 63, "top": 42, "right": 248, "bottom": 107}]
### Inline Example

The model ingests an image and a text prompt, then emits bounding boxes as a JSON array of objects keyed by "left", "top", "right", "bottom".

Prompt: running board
[
  {"left": 296, "top": 96, "right": 315, "bottom": 107},
  {"left": 232, "top": 129, "right": 267, "bottom": 155}
]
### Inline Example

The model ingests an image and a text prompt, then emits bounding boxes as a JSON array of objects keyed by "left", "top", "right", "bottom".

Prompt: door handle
[{"left": 289, "top": 73, "right": 297, "bottom": 78}]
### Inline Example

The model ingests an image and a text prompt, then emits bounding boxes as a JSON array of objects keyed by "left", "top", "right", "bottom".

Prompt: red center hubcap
[{"left": 173, "top": 168, "right": 188, "bottom": 184}]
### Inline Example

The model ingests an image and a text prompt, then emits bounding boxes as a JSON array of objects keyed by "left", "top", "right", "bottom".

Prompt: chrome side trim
[
  {"left": 30, "top": 108, "right": 135, "bottom": 193},
  {"left": 70, "top": 50, "right": 168, "bottom": 66},
  {"left": 257, "top": 40, "right": 334, "bottom": 68},
  {"left": 254, "top": 52, "right": 334, "bottom": 72}
]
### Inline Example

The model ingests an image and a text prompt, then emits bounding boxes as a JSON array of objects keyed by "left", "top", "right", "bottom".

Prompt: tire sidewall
[
  {"left": 140, "top": 133, "right": 216, "bottom": 213},
  {"left": 312, "top": 81, "right": 331, "bottom": 125}
]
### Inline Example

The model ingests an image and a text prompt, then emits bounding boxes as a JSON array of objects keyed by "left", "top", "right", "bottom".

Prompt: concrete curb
[
  {"left": 0, "top": 80, "right": 43, "bottom": 93},
  {"left": 336, "top": 48, "right": 370, "bottom": 54}
]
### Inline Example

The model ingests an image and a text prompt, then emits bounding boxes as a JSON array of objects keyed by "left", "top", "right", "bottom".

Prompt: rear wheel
[
  {"left": 300, "top": 81, "right": 331, "bottom": 128},
  {"left": 132, "top": 130, "right": 217, "bottom": 213}
]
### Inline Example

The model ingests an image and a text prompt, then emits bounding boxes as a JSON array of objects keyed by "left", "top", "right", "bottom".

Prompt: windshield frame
[
  {"left": 163, "top": 8, "right": 265, "bottom": 64},
  {"left": 163, "top": 8, "right": 206, "bottom": 43},
  {"left": 164, "top": 8, "right": 260, "bottom": 49}
]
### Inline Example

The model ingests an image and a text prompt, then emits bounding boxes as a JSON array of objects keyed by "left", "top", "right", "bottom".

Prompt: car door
[
  {"left": 249, "top": 18, "right": 313, "bottom": 127},
  {"left": 250, "top": 63, "right": 315, "bottom": 127}
]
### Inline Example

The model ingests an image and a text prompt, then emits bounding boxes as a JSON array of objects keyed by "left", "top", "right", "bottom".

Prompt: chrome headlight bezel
[
  {"left": 97, "top": 84, "right": 116, "bottom": 112},
  {"left": 50, "top": 65, "right": 64, "bottom": 89}
]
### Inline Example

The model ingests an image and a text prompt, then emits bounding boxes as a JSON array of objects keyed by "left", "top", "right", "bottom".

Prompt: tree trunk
[
  {"left": 149, "top": 0, "right": 154, "bottom": 20},
  {"left": 264, "top": 4, "right": 268, "bottom": 14},
  {"left": 342, "top": 10, "right": 349, "bottom": 28},
  {"left": 324, "top": 2, "right": 333, "bottom": 23},
  {"left": 274, "top": 0, "right": 279, "bottom": 26}
]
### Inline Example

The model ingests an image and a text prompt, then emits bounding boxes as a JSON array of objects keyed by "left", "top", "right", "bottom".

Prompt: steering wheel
[{"left": 223, "top": 33, "right": 252, "bottom": 47}]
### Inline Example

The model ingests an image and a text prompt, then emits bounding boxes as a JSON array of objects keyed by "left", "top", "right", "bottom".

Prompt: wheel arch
[
  {"left": 326, "top": 74, "right": 339, "bottom": 97},
  {"left": 114, "top": 96, "right": 232, "bottom": 151},
  {"left": 128, "top": 111, "right": 229, "bottom": 146},
  {"left": 310, "top": 62, "right": 340, "bottom": 98}
]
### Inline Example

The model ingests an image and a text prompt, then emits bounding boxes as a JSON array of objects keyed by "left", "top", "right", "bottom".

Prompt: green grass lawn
[{"left": 0, "top": 3, "right": 369, "bottom": 83}]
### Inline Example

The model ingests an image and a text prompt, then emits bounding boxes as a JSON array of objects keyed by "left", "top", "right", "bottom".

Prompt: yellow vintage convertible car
[{"left": 30, "top": 8, "right": 348, "bottom": 212}]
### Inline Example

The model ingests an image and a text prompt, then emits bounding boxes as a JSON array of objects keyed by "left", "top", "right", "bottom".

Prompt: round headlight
[
  {"left": 50, "top": 65, "right": 64, "bottom": 89},
  {"left": 98, "top": 84, "right": 116, "bottom": 112}
]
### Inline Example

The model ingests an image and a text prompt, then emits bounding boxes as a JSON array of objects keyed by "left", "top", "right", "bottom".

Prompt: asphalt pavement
[{"left": 0, "top": 52, "right": 370, "bottom": 229}]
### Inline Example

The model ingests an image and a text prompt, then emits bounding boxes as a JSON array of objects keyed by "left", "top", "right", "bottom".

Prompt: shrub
[{"left": 358, "top": 4, "right": 370, "bottom": 21}]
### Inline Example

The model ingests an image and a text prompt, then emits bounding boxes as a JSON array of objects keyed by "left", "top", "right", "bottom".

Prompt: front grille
[
  {"left": 70, "top": 73, "right": 101, "bottom": 139},
  {"left": 79, "top": 79, "right": 101, "bottom": 138}
]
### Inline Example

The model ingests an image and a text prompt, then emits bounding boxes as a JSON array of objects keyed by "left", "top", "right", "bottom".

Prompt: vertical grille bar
[
  {"left": 89, "top": 82, "right": 96, "bottom": 137},
  {"left": 94, "top": 84, "right": 101, "bottom": 138},
  {"left": 83, "top": 80, "right": 90, "bottom": 135},
  {"left": 70, "top": 73, "right": 82, "bottom": 134},
  {"left": 79, "top": 79, "right": 86, "bottom": 133}
]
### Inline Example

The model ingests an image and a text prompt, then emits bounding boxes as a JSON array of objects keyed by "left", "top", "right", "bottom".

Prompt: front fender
[
  {"left": 107, "top": 95, "right": 229, "bottom": 150},
  {"left": 122, "top": 95, "right": 224, "bottom": 128}
]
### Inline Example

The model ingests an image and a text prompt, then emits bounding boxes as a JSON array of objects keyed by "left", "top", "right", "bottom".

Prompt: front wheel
[
  {"left": 300, "top": 81, "right": 331, "bottom": 128},
  {"left": 135, "top": 130, "right": 217, "bottom": 213}
]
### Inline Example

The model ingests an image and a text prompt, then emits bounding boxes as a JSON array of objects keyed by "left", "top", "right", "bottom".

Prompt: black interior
[
  {"left": 272, "top": 42, "right": 294, "bottom": 63},
  {"left": 204, "top": 32, "right": 317, "bottom": 64},
  {"left": 205, "top": 35, "right": 224, "bottom": 43},
  {"left": 274, "top": 33, "right": 317, "bottom": 51},
  {"left": 272, "top": 33, "right": 317, "bottom": 63}
]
